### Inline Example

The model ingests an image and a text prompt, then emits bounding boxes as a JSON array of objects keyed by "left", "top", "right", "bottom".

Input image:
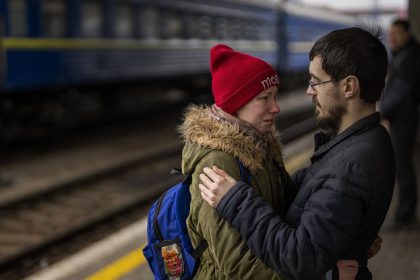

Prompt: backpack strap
[
  {"left": 153, "top": 172, "right": 191, "bottom": 242},
  {"left": 192, "top": 239, "right": 208, "bottom": 260},
  {"left": 236, "top": 158, "right": 252, "bottom": 185},
  {"left": 153, "top": 191, "right": 166, "bottom": 242}
]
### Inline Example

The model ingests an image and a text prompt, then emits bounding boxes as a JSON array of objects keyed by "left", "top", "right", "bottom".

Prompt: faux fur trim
[{"left": 178, "top": 105, "right": 284, "bottom": 173}]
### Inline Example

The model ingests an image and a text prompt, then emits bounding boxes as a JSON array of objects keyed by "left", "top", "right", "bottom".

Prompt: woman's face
[{"left": 236, "top": 86, "right": 280, "bottom": 134}]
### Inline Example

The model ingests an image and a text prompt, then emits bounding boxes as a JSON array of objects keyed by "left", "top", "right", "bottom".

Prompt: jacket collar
[
  {"left": 178, "top": 105, "right": 284, "bottom": 173},
  {"left": 311, "top": 112, "right": 380, "bottom": 162}
]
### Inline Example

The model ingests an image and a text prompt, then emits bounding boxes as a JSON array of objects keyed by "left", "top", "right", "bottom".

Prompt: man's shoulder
[
  {"left": 319, "top": 125, "right": 393, "bottom": 176},
  {"left": 346, "top": 126, "right": 393, "bottom": 165}
]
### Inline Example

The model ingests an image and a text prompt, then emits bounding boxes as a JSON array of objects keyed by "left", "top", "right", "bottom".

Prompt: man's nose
[{"left": 307, "top": 85, "right": 316, "bottom": 96}]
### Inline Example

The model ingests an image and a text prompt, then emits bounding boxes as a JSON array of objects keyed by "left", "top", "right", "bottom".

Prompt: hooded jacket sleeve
[
  {"left": 189, "top": 152, "right": 284, "bottom": 280},
  {"left": 215, "top": 162, "right": 368, "bottom": 280}
]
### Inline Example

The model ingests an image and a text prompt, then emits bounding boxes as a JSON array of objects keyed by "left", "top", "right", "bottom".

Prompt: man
[
  {"left": 381, "top": 19, "right": 420, "bottom": 228},
  {"left": 198, "top": 27, "right": 395, "bottom": 280}
]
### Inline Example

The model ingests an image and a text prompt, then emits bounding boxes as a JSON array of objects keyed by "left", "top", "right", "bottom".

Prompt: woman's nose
[{"left": 272, "top": 101, "right": 280, "bottom": 113}]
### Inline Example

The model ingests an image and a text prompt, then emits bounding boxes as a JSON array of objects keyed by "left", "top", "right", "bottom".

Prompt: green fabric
[{"left": 182, "top": 143, "right": 291, "bottom": 280}]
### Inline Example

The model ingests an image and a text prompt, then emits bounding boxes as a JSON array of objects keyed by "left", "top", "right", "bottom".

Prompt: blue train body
[{"left": 0, "top": 0, "right": 355, "bottom": 93}]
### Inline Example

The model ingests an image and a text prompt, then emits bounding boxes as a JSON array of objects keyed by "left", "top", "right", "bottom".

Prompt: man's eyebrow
[{"left": 309, "top": 73, "right": 321, "bottom": 81}]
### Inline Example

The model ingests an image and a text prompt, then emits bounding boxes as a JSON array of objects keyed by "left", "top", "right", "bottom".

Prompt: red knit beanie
[{"left": 210, "top": 44, "right": 279, "bottom": 114}]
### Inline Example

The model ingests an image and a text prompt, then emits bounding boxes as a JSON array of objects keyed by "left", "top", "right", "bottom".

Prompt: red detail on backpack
[{"left": 162, "top": 243, "right": 184, "bottom": 278}]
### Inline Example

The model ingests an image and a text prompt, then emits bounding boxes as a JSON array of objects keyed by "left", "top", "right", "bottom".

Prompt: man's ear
[{"left": 342, "top": 75, "right": 359, "bottom": 99}]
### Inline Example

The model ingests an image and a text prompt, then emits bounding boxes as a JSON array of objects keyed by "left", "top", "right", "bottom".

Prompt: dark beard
[{"left": 315, "top": 104, "right": 346, "bottom": 135}]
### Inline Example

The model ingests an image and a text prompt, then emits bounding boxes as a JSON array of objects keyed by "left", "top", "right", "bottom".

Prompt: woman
[{"left": 178, "top": 44, "right": 295, "bottom": 279}]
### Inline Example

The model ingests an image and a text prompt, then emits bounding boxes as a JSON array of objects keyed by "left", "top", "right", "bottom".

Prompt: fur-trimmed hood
[{"left": 178, "top": 105, "right": 284, "bottom": 174}]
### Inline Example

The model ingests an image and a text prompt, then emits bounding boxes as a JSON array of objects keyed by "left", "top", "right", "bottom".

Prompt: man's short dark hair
[
  {"left": 309, "top": 27, "right": 388, "bottom": 104},
  {"left": 392, "top": 18, "right": 410, "bottom": 32}
]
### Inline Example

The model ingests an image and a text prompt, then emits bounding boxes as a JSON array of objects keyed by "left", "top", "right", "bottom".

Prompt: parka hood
[{"left": 178, "top": 105, "right": 284, "bottom": 174}]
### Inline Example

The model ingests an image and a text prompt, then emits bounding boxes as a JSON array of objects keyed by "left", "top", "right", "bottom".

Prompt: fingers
[
  {"left": 337, "top": 260, "right": 358, "bottom": 280},
  {"left": 198, "top": 171, "right": 223, "bottom": 208},
  {"left": 199, "top": 183, "right": 218, "bottom": 208},
  {"left": 367, "top": 243, "right": 379, "bottom": 256},
  {"left": 367, "top": 243, "right": 380, "bottom": 258},
  {"left": 373, "top": 242, "right": 381, "bottom": 251},
  {"left": 367, "top": 235, "right": 383, "bottom": 259},
  {"left": 199, "top": 170, "right": 215, "bottom": 189},
  {"left": 337, "top": 260, "right": 358, "bottom": 269},
  {"left": 212, "top": 166, "right": 236, "bottom": 183},
  {"left": 373, "top": 235, "right": 383, "bottom": 246},
  {"left": 202, "top": 166, "right": 224, "bottom": 184},
  {"left": 338, "top": 271, "right": 358, "bottom": 279},
  {"left": 198, "top": 166, "right": 237, "bottom": 209},
  {"left": 212, "top": 166, "right": 227, "bottom": 176}
]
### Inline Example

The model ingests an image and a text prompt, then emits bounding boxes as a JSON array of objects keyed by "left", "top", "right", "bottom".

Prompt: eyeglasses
[{"left": 308, "top": 80, "right": 335, "bottom": 91}]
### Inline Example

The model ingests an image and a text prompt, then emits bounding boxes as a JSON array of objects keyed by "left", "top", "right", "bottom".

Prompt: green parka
[{"left": 178, "top": 105, "right": 297, "bottom": 279}]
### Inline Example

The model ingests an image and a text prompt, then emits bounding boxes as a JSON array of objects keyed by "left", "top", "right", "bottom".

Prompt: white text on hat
[{"left": 261, "top": 74, "right": 280, "bottom": 90}]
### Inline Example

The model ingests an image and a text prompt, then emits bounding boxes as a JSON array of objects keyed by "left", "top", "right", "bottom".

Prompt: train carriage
[
  {"left": 276, "top": 2, "right": 357, "bottom": 88},
  {"left": 280, "top": 2, "right": 356, "bottom": 73},
  {"left": 0, "top": 0, "right": 279, "bottom": 93},
  {"left": 0, "top": 0, "right": 359, "bottom": 141}
]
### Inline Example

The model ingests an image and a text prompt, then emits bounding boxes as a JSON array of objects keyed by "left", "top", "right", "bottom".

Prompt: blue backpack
[{"left": 142, "top": 159, "right": 251, "bottom": 280}]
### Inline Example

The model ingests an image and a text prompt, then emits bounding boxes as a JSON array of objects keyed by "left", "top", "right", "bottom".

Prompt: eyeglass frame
[{"left": 308, "top": 79, "right": 336, "bottom": 91}]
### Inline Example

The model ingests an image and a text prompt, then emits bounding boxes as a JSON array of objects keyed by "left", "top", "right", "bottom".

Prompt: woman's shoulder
[{"left": 195, "top": 150, "right": 238, "bottom": 174}]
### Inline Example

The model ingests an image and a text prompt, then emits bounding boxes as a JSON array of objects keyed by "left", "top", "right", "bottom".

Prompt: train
[{"left": 0, "top": 0, "right": 357, "bottom": 140}]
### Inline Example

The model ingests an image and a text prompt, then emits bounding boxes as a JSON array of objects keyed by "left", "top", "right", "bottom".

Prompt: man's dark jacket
[{"left": 216, "top": 113, "right": 395, "bottom": 280}]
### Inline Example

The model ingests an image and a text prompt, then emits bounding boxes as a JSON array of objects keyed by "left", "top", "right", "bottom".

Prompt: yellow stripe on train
[{"left": 2, "top": 38, "right": 279, "bottom": 51}]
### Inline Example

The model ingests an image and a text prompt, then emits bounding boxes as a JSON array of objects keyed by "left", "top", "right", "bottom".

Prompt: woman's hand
[
  {"left": 199, "top": 166, "right": 237, "bottom": 208},
  {"left": 367, "top": 235, "right": 383, "bottom": 259},
  {"left": 337, "top": 260, "right": 358, "bottom": 280}
]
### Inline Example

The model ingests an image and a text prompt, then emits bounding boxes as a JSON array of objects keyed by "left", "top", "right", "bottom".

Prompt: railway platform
[
  {"left": 24, "top": 130, "right": 316, "bottom": 280},
  {"left": 25, "top": 129, "right": 420, "bottom": 280},
  {"left": 0, "top": 89, "right": 313, "bottom": 279},
  {"left": 2, "top": 91, "right": 418, "bottom": 280}
]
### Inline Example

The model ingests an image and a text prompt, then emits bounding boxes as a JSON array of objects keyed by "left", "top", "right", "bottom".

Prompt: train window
[
  {"left": 228, "top": 18, "right": 241, "bottom": 40},
  {"left": 42, "top": 0, "right": 66, "bottom": 37},
  {"left": 9, "top": 0, "right": 27, "bottom": 37},
  {"left": 160, "top": 11, "right": 183, "bottom": 39},
  {"left": 256, "top": 21, "right": 273, "bottom": 41},
  {"left": 184, "top": 14, "right": 198, "bottom": 39},
  {"left": 243, "top": 20, "right": 256, "bottom": 40},
  {"left": 115, "top": 3, "right": 134, "bottom": 38},
  {"left": 197, "top": 15, "right": 211, "bottom": 39},
  {"left": 139, "top": 7, "right": 158, "bottom": 39},
  {"left": 213, "top": 17, "right": 228, "bottom": 40},
  {"left": 81, "top": 0, "right": 103, "bottom": 38}
]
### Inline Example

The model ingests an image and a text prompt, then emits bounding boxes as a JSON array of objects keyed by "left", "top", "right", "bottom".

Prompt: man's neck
[{"left": 338, "top": 106, "right": 375, "bottom": 134}]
